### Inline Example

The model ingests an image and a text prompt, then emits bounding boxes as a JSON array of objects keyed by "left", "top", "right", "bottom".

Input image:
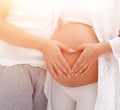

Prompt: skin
[
  {"left": 0, "top": 0, "right": 73, "bottom": 77},
  {"left": 0, "top": 0, "right": 116, "bottom": 82},
  {"left": 72, "top": 41, "right": 112, "bottom": 76},
  {"left": 56, "top": 18, "right": 113, "bottom": 77},
  {"left": 50, "top": 21, "right": 113, "bottom": 87}
]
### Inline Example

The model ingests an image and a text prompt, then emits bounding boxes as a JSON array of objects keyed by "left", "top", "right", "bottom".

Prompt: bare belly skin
[{"left": 51, "top": 22, "right": 99, "bottom": 87}]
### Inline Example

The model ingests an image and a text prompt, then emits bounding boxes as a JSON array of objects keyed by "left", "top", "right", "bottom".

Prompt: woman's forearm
[
  {"left": 98, "top": 41, "right": 112, "bottom": 55},
  {"left": 0, "top": 19, "right": 47, "bottom": 52}
]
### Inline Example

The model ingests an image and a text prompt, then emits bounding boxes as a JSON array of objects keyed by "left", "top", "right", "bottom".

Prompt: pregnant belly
[{"left": 51, "top": 22, "right": 99, "bottom": 87}]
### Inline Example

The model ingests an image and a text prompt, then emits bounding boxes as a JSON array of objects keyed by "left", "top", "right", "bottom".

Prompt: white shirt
[
  {"left": 59, "top": 0, "right": 93, "bottom": 26},
  {"left": 0, "top": 0, "right": 57, "bottom": 68}
]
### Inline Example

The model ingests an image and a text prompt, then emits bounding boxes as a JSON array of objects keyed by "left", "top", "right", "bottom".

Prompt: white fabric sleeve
[
  {"left": 109, "top": 37, "right": 120, "bottom": 73},
  {"left": 109, "top": 37, "right": 120, "bottom": 59}
]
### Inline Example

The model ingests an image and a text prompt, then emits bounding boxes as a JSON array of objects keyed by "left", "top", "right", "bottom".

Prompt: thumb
[
  {"left": 73, "top": 44, "right": 86, "bottom": 52},
  {"left": 59, "top": 42, "right": 74, "bottom": 53}
]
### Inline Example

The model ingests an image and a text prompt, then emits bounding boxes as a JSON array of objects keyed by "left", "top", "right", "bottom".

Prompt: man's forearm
[{"left": 0, "top": 19, "right": 47, "bottom": 52}]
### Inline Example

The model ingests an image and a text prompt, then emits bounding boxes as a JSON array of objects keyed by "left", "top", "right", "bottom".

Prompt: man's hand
[{"left": 43, "top": 40, "right": 74, "bottom": 78}]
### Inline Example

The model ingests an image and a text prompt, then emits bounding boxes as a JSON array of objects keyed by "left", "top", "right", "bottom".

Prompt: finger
[
  {"left": 74, "top": 64, "right": 88, "bottom": 76},
  {"left": 54, "top": 63, "right": 68, "bottom": 79},
  {"left": 72, "top": 57, "right": 83, "bottom": 73},
  {"left": 80, "top": 66, "right": 91, "bottom": 77},
  {"left": 47, "top": 64, "right": 58, "bottom": 78},
  {"left": 57, "top": 52, "right": 72, "bottom": 74},
  {"left": 73, "top": 45, "right": 85, "bottom": 52},
  {"left": 59, "top": 42, "right": 74, "bottom": 53},
  {"left": 55, "top": 63, "right": 68, "bottom": 79},
  {"left": 80, "top": 65, "right": 92, "bottom": 76},
  {"left": 72, "top": 52, "right": 87, "bottom": 73},
  {"left": 55, "top": 61, "right": 70, "bottom": 78}
]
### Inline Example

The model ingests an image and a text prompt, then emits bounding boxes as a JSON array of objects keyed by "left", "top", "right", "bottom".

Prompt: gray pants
[{"left": 0, "top": 64, "right": 47, "bottom": 110}]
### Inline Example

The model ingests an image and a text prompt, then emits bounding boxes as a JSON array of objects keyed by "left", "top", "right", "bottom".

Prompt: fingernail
[{"left": 68, "top": 48, "right": 74, "bottom": 53}]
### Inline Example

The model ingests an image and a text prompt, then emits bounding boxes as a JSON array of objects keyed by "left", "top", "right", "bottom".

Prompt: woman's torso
[
  {"left": 52, "top": 23, "right": 98, "bottom": 87},
  {"left": 51, "top": 0, "right": 99, "bottom": 87}
]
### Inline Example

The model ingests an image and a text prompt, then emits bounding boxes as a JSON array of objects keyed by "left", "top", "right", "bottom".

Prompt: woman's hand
[
  {"left": 43, "top": 40, "right": 74, "bottom": 78},
  {"left": 72, "top": 42, "right": 112, "bottom": 76}
]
